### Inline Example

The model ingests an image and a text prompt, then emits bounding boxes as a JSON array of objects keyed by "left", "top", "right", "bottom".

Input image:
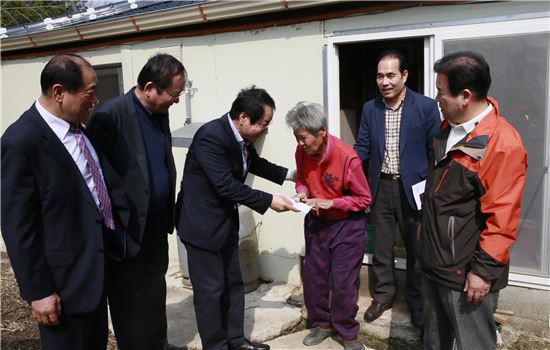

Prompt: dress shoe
[
  {"left": 344, "top": 340, "right": 365, "bottom": 350},
  {"left": 302, "top": 327, "right": 333, "bottom": 346},
  {"left": 230, "top": 339, "right": 270, "bottom": 350},
  {"left": 363, "top": 300, "right": 392, "bottom": 322}
]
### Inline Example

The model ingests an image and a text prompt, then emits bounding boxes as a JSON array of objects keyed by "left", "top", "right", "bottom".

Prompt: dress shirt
[
  {"left": 445, "top": 104, "right": 493, "bottom": 154},
  {"left": 35, "top": 99, "right": 102, "bottom": 207},
  {"left": 226, "top": 113, "right": 293, "bottom": 180},
  {"left": 227, "top": 113, "right": 249, "bottom": 174},
  {"left": 381, "top": 89, "right": 406, "bottom": 174}
]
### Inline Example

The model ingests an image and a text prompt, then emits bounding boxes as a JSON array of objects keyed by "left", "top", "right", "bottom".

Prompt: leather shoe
[
  {"left": 363, "top": 300, "right": 392, "bottom": 323},
  {"left": 230, "top": 339, "right": 270, "bottom": 350}
]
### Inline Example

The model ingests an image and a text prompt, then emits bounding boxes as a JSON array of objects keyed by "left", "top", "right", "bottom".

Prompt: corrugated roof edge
[{"left": 3, "top": 0, "right": 201, "bottom": 37}]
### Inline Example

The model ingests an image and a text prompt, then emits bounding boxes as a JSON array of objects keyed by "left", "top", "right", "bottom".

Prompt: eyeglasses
[
  {"left": 157, "top": 88, "right": 184, "bottom": 99},
  {"left": 257, "top": 119, "right": 273, "bottom": 128}
]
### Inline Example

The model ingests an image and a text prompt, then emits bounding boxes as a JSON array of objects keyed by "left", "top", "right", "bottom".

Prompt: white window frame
[{"left": 327, "top": 16, "right": 550, "bottom": 290}]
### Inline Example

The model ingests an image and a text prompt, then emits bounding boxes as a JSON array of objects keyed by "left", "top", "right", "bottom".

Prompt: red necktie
[{"left": 73, "top": 129, "right": 115, "bottom": 230}]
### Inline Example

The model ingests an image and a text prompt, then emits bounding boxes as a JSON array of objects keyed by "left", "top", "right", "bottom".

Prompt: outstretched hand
[
  {"left": 303, "top": 198, "right": 333, "bottom": 216},
  {"left": 270, "top": 194, "right": 300, "bottom": 212},
  {"left": 293, "top": 192, "right": 308, "bottom": 202}
]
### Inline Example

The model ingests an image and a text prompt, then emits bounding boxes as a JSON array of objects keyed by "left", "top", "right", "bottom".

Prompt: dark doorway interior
[{"left": 337, "top": 37, "right": 425, "bottom": 146}]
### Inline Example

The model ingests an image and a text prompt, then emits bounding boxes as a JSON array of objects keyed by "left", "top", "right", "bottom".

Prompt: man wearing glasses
[
  {"left": 176, "top": 86, "right": 297, "bottom": 350},
  {"left": 87, "top": 53, "right": 186, "bottom": 350}
]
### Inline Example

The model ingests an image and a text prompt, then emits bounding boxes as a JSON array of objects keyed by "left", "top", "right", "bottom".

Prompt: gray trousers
[
  {"left": 372, "top": 177, "right": 422, "bottom": 313},
  {"left": 422, "top": 275, "right": 498, "bottom": 350}
]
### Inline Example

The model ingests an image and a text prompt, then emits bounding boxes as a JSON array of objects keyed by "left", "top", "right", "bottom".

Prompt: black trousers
[
  {"left": 185, "top": 232, "right": 246, "bottom": 350},
  {"left": 38, "top": 297, "right": 108, "bottom": 350},
  {"left": 107, "top": 212, "right": 169, "bottom": 350},
  {"left": 371, "top": 176, "right": 422, "bottom": 313}
]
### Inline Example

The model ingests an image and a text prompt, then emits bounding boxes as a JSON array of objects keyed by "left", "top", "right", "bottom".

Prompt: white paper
[
  {"left": 286, "top": 196, "right": 312, "bottom": 214},
  {"left": 412, "top": 180, "right": 426, "bottom": 210}
]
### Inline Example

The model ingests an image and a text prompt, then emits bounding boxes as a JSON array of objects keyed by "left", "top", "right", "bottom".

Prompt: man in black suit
[
  {"left": 87, "top": 54, "right": 186, "bottom": 350},
  {"left": 177, "top": 86, "right": 297, "bottom": 350},
  {"left": 1, "top": 54, "right": 128, "bottom": 349}
]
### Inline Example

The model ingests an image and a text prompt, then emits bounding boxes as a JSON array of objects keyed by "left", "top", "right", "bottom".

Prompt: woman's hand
[{"left": 303, "top": 198, "right": 333, "bottom": 215}]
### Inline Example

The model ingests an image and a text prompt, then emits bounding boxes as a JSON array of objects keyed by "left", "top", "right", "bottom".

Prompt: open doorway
[
  {"left": 337, "top": 37, "right": 426, "bottom": 146},
  {"left": 335, "top": 37, "right": 427, "bottom": 262}
]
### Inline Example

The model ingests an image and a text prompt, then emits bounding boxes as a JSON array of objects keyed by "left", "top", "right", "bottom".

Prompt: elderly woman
[{"left": 286, "top": 102, "right": 371, "bottom": 350}]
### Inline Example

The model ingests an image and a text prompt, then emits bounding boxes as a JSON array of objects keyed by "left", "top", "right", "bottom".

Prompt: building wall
[{"left": 1, "top": 1, "right": 548, "bottom": 285}]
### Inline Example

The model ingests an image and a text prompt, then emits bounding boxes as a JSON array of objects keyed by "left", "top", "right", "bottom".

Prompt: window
[
  {"left": 94, "top": 65, "right": 123, "bottom": 105},
  {"left": 443, "top": 33, "right": 550, "bottom": 275}
]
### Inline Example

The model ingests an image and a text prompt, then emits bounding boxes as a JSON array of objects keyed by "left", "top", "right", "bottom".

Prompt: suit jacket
[
  {"left": 354, "top": 89, "right": 440, "bottom": 209},
  {"left": 177, "top": 115, "right": 288, "bottom": 251},
  {"left": 1, "top": 104, "right": 129, "bottom": 314},
  {"left": 87, "top": 89, "right": 177, "bottom": 257}
]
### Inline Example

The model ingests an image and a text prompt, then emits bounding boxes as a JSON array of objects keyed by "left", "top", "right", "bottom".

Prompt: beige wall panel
[{"left": 1, "top": 58, "right": 49, "bottom": 133}]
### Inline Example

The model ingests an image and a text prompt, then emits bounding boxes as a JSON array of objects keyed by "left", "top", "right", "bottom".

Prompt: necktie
[
  {"left": 241, "top": 141, "right": 249, "bottom": 175},
  {"left": 73, "top": 128, "right": 115, "bottom": 230}
]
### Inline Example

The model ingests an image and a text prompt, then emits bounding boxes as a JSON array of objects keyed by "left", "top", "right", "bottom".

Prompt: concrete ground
[
  {"left": 158, "top": 258, "right": 550, "bottom": 350},
  {"left": 160, "top": 259, "right": 411, "bottom": 350}
]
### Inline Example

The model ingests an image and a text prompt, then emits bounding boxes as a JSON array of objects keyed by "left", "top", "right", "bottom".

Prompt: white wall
[
  {"left": 1, "top": 0, "right": 547, "bottom": 285},
  {"left": 177, "top": 21, "right": 326, "bottom": 284},
  {"left": 1, "top": 57, "right": 49, "bottom": 130}
]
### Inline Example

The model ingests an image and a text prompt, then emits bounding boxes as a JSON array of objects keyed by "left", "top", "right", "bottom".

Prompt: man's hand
[
  {"left": 464, "top": 272, "right": 491, "bottom": 304},
  {"left": 31, "top": 293, "right": 62, "bottom": 326},
  {"left": 270, "top": 194, "right": 300, "bottom": 212},
  {"left": 303, "top": 198, "right": 333, "bottom": 216}
]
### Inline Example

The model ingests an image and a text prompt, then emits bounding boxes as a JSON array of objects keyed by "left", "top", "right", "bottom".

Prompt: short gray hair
[{"left": 285, "top": 101, "right": 327, "bottom": 136}]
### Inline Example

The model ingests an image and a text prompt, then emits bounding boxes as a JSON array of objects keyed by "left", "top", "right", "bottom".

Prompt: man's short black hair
[
  {"left": 40, "top": 54, "right": 92, "bottom": 95},
  {"left": 137, "top": 53, "right": 187, "bottom": 91},
  {"left": 434, "top": 51, "right": 491, "bottom": 99},
  {"left": 377, "top": 50, "right": 408, "bottom": 73},
  {"left": 229, "top": 86, "right": 276, "bottom": 124}
]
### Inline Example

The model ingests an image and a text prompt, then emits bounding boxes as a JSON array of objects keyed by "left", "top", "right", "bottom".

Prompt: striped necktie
[
  {"left": 241, "top": 141, "right": 249, "bottom": 175},
  {"left": 72, "top": 128, "right": 115, "bottom": 230}
]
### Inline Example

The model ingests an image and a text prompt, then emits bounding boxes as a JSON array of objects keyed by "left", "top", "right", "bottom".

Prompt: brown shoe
[{"left": 363, "top": 300, "right": 392, "bottom": 322}]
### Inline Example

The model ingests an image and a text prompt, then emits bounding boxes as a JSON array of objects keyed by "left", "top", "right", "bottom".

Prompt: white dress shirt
[
  {"left": 226, "top": 113, "right": 294, "bottom": 180},
  {"left": 445, "top": 104, "right": 493, "bottom": 154},
  {"left": 36, "top": 100, "right": 103, "bottom": 208}
]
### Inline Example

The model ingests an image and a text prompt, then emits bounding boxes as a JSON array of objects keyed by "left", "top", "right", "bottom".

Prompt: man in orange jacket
[{"left": 418, "top": 51, "right": 527, "bottom": 350}]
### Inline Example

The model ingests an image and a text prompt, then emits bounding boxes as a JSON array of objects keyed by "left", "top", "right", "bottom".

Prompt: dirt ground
[{"left": 1, "top": 252, "right": 117, "bottom": 349}]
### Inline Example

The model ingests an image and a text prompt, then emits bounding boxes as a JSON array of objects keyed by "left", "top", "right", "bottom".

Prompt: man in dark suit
[
  {"left": 177, "top": 86, "right": 297, "bottom": 350},
  {"left": 354, "top": 50, "right": 441, "bottom": 329},
  {"left": 87, "top": 53, "right": 185, "bottom": 350},
  {"left": 1, "top": 54, "right": 128, "bottom": 349}
]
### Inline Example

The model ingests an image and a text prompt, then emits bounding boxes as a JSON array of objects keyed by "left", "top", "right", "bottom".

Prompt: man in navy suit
[
  {"left": 177, "top": 86, "right": 297, "bottom": 350},
  {"left": 87, "top": 54, "right": 185, "bottom": 350},
  {"left": 1, "top": 54, "right": 128, "bottom": 349},
  {"left": 354, "top": 50, "right": 440, "bottom": 329}
]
